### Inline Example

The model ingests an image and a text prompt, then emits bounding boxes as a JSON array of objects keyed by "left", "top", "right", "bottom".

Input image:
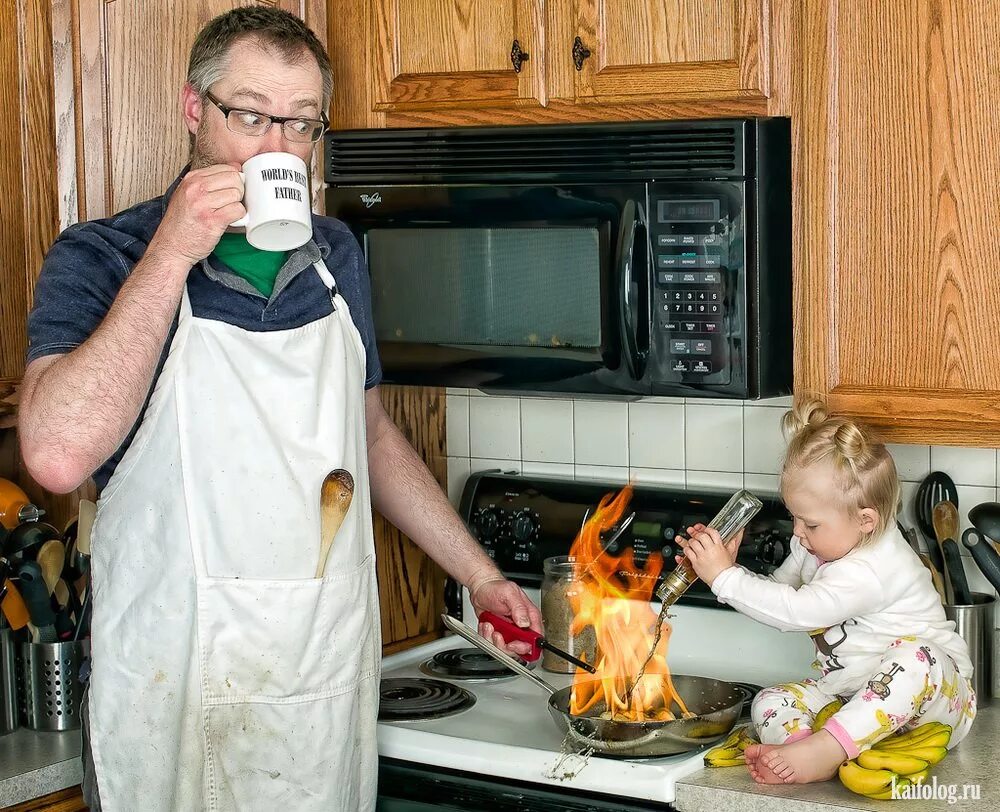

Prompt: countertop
[
  {"left": 0, "top": 728, "right": 82, "bottom": 808},
  {"left": 675, "top": 704, "right": 998, "bottom": 812}
]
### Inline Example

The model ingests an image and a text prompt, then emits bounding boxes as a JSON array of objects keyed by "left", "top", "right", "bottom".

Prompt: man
[{"left": 18, "top": 8, "right": 539, "bottom": 810}]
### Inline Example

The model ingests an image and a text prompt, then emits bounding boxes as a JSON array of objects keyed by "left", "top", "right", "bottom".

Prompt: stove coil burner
[
  {"left": 419, "top": 647, "right": 517, "bottom": 681},
  {"left": 728, "top": 681, "right": 763, "bottom": 721},
  {"left": 378, "top": 678, "right": 476, "bottom": 721}
]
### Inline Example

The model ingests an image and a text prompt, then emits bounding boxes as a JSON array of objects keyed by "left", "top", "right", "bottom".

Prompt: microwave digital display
[{"left": 657, "top": 199, "right": 720, "bottom": 223}]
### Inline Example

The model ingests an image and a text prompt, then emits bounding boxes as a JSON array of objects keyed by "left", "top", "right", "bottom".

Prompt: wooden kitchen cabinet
[
  {"left": 371, "top": 0, "right": 546, "bottom": 113},
  {"left": 0, "top": 0, "right": 446, "bottom": 648},
  {"left": 795, "top": 0, "right": 1000, "bottom": 444},
  {"left": 554, "top": 0, "right": 769, "bottom": 106},
  {"left": 362, "top": 0, "right": 788, "bottom": 127}
]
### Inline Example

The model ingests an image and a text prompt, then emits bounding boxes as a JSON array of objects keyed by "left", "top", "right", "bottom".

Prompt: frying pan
[{"left": 441, "top": 614, "right": 744, "bottom": 757}]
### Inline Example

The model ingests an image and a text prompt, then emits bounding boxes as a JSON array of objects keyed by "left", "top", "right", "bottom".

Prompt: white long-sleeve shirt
[{"left": 711, "top": 525, "right": 974, "bottom": 695}]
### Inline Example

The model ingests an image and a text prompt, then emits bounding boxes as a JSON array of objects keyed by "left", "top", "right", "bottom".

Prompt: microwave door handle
[{"left": 616, "top": 199, "right": 648, "bottom": 380}]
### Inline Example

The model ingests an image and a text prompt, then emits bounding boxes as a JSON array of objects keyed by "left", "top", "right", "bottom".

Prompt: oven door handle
[{"left": 616, "top": 199, "right": 649, "bottom": 380}]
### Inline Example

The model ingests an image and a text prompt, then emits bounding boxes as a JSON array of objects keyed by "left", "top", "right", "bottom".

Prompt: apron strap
[{"left": 313, "top": 259, "right": 338, "bottom": 294}]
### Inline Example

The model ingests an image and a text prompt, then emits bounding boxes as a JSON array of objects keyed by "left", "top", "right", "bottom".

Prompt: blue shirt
[{"left": 27, "top": 172, "right": 382, "bottom": 492}]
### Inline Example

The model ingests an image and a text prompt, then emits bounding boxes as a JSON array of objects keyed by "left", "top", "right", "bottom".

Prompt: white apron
[{"left": 87, "top": 260, "right": 380, "bottom": 811}]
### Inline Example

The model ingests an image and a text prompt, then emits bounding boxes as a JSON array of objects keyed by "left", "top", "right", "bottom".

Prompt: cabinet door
[
  {"left": 797, "top": 0, "right": 1000, "bottom": 444},
  {"left": 372, "top": 0, "right": 545, "bottom": 113},
  {"left": 558, "top": 0, "right": 768, "bottom": 105}
]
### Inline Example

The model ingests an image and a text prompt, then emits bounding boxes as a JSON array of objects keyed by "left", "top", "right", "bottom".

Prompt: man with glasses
[{"left": 18, "top": 8, "right": 540, "bottom": 811}]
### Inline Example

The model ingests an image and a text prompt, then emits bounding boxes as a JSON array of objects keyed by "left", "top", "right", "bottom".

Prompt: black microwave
[{"left": 324, "top": 118, "right": 792, "bottom": 399}]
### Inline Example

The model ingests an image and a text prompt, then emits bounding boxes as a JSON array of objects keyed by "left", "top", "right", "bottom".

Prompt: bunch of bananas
[
  {"left": 703, "top": 726, "right": 757, "bottom": 767},
  {"left": 811, "top": 699, "right": 843, "bottom": 731},
  {"left": 838, "top": 722, "right": 951, "bottom": 800}
]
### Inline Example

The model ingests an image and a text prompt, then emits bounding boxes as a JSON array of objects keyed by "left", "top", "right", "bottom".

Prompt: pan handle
[{"left": 441, "top": 614, "right": 557, "bottom": 696}]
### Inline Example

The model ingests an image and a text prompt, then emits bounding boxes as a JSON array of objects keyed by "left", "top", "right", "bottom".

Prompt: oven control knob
[
  {"left": 511, "top": 510, "right": 539, "bottom": 542},
  {"left": 474, "top": 507, "right": 502, "bottom": 540}
]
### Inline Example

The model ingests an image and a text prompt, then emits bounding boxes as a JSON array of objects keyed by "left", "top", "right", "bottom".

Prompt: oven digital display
[
  {"left": 658, "top": 199, "right": 720, "bottom": 222},
  {"left": 631, "top": 520, "right": 662, "bottom": 537}
]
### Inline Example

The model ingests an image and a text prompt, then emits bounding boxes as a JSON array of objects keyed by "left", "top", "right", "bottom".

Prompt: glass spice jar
[{"left": 540, "top": 556, "right": 597, "bottom": 673}]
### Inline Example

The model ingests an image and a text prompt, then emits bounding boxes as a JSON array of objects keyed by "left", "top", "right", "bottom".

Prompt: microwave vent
[{"left": 326, "top": 121, "right": 749, "bottom": 184}]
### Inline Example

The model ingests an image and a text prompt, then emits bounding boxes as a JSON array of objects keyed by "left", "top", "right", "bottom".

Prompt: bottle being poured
[{"left": 625, "top": 489, "right": 764, "bottom": 710}]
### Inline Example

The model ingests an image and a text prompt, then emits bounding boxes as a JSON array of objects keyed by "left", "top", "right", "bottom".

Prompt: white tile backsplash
[
  {"left": 629, "top": 467, "right": 686, "bottom": 488},
  {"left": 445, "top": 394, "right": 470, "bottom": 458},
  {"left": 574, "top": 464, "right": 630, "bottom": 483},
  {"left": 627, "top": 401, "right": 684, "bottom": 469},
  {"left": 520, "top": 398, "right": 574, "bottom": 463},
  {"left": 743, "top": 405, "right": 786, "bottom": 475},
  {"left": 685, "top": 403, "right": 744, "bottom": 472},
  {"left": 888, "top": 443, "right": 931, "bottom": 483},
  {"left": 446, "top": 391, "right": 1000, "bottom": 627},
  {"left": 931, "top": 446, "right": 998, "bottom": 487},
  {"left": 469, "top": 396, "right": 520, "bottom": 459},
  {"left": 573, "top": 401, "right": 629, "bottom": 467}
]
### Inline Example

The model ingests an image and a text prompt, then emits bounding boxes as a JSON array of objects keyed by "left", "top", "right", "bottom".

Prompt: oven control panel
[{"left": 456, "top": 471, "right": 792, "bottom": 611}]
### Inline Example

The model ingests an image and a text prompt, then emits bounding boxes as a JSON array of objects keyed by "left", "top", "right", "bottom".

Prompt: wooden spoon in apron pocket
[{"left": 315, "top": 470, "right": 355, "bottom": 578}]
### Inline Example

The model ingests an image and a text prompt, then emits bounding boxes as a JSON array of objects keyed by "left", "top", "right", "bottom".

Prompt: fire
[{"left": 568, "top": 484, "right": 691, "bottom": 722}]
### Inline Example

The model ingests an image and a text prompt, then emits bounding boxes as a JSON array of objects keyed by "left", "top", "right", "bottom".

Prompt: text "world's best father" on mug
[{"left": 230, "top": 152, "right": 312, "bottom": 251}]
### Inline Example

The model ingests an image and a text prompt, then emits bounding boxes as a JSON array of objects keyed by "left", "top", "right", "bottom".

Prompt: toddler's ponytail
[{"left": 781, "top": 396, "right": 900, "bottom": 544}]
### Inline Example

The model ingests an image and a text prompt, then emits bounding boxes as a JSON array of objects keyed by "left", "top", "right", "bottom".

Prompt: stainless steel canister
[
  {"left": 944, "top": 592, "right": 996, "bottom": 702},
  {"left": 0, "top": 624, "right": 18, "bottom": 735},
  {"left": 19, "top": 640, "right": 90, "bottom": 731}
]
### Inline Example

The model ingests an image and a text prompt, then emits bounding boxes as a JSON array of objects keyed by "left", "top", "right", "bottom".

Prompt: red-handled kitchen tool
[{"left": 478, "top": 610, "right": 596, "bottom": 674}]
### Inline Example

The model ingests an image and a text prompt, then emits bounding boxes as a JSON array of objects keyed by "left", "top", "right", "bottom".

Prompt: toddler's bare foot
[
  {"left": 744, "top": 743, "right": 780, "bottom": 783},
  {"left": 757, "top": 730, "right": 847, "bottom": 784}
]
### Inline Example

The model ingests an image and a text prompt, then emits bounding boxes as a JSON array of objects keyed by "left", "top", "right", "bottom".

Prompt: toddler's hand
[{"left": 678, "top": 525, "right": 742, "bottom": 586}]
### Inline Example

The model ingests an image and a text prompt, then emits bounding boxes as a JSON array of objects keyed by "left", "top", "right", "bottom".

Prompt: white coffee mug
[{"left": 230, "top": 151, "right": 312, "bottom": 251}]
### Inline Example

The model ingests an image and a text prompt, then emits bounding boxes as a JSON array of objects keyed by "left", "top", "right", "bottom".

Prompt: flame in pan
[{"left": 568, "top": 484, "right": 690, "bottom": 722}]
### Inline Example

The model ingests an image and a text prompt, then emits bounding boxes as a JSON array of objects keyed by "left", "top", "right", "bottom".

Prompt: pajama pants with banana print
[{"left": 750, "top": 638, "right": 976, "bottom": 758}]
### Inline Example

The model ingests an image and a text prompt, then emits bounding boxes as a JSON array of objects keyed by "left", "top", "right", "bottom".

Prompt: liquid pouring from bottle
[{"left": 626, "top": 489, "right": 764, "bottom": 709}]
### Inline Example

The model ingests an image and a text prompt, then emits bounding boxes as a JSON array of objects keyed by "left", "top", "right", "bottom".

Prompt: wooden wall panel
[
  {"left": 0, "top": 0, "right": 59, "bottom": 383},
  {"left": 73, "top": 0, "right": 325, "bottom": 222},
  {"left": 375, "top": 384, "right": 448, "bottom": 651}
]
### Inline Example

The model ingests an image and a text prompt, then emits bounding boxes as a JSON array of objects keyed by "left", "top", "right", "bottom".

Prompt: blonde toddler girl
[{"left": 681, "top": 399, "right": 976, "bottom": 784}]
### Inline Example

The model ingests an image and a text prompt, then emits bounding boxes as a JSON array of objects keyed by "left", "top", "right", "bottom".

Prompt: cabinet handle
[
  {"left": 510, "top": 39, "right": 529, "bottom": 73},
  {"left": 572, "top": 36, "right": 591, "bottom": 71}
]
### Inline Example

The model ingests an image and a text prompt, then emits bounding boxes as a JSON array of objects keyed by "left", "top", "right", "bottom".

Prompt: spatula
[
  {"left": 315, "top": 469, "right": 355, "bottom": 578},
  {"left": 915, "top": 472, "right": 957, "bottom": 579}
]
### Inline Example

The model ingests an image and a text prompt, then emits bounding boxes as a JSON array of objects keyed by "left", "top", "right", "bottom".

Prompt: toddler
[{"left": 681, "top": 398, "right": 976, "bottom": 784}]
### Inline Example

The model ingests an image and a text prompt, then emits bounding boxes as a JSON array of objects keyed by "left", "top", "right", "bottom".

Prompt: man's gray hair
[{"left": 187, "top": 6, "right": 332, "bottom": 109}]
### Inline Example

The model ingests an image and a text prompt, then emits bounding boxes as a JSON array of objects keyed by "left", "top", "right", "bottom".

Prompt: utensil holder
[
  {"left": 18, "top": 639, "right": 89, "bottom": 731},
  {"left": 944, "top": 592, "right": 995, "bottom": 702},
  {"left": 0, "top": 626, "right": 18, "bottom": 735}
]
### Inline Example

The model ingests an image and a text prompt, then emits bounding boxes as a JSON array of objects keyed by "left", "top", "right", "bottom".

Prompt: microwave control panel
[{"left": 649, "top": 196, "right": 735, "bottom": 385}]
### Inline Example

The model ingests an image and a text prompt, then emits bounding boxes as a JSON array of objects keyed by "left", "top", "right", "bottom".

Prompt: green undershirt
[{"left": 212, "top": 233, "right": 288, "bottom": 297}]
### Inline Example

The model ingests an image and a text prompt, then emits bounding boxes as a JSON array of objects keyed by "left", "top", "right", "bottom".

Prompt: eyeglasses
[{"left": 204, "top": 91, "right": 327, "bottom": 144}]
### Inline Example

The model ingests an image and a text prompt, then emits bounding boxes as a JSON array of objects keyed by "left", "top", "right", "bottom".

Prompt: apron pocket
[
  {"left": 198, "top": 554, "right": 376, "bottom": 702},
  {"left": 206, "top": 675, "right": 379, "bottom": 811}
]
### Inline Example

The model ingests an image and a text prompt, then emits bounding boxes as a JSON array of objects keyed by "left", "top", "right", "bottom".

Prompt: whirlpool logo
[{"left": 360, "top": 192, "right": 382, "bottom": 208}]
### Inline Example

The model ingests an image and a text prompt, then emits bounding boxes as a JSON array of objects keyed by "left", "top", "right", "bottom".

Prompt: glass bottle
[
  {"left": 654, "top": 489, "right": 764, "bottom": 607},
  {"left": 539, "top": 556, "right": 597, "bottom": 673}
]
